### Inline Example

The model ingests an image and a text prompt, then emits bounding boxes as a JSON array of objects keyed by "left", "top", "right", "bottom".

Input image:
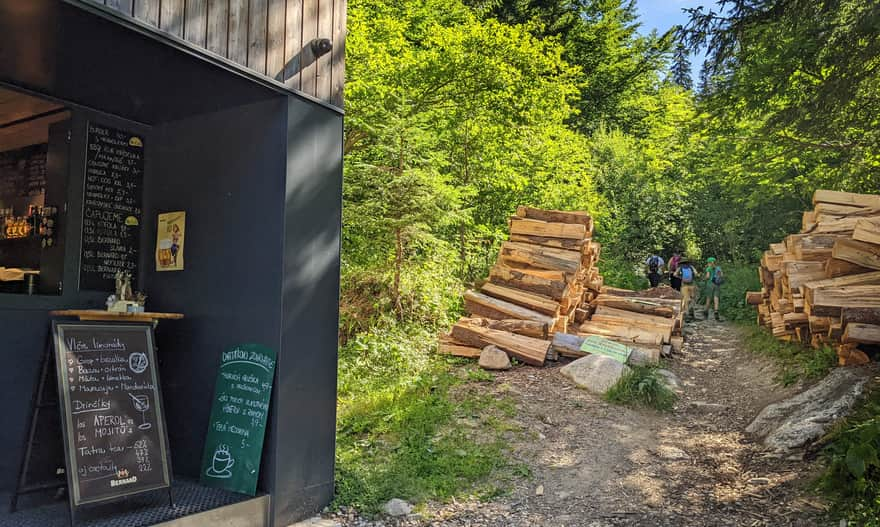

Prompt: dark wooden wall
[{"left": 91, "top": 0, "right": 346, "bottom": 108}]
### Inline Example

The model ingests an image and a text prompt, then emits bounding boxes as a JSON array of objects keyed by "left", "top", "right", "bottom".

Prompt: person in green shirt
[{"left": 703, "top": 257, "right": 724, "bottom": 321}]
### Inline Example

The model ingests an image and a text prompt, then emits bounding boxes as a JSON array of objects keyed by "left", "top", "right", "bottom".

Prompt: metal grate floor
[{"left": 0, "top": 479, "right": 251, "bottom": 527}]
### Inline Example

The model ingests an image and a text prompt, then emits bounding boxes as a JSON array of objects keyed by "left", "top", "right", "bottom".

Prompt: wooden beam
[
  {"left": 508, "top": 217, "right": 587, "bottom": 240},
  {"left": 832, "top": 238, "right": 880, "bottom": 270},
  {"left": 842, "top": 323, "right": 880, "bottom": 345},
  {"left": 464, "top": 290, "right": 556, "bottom": 326}
]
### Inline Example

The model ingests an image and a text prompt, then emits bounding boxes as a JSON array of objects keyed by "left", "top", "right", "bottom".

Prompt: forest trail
[{"left": 332, "top": 321, "right": 830, "bottom": 526}]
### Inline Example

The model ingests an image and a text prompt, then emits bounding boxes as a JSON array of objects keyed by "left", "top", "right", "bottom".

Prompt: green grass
[
  {"left": 816, "top": 383, "right": 880, "bottom": 525},
  {"left": 333, "top": 321, "right": 520, "bottom": 514},
  {"left": 741, "top": 324, "right": 837, "bottom": 386},
  {"left": 604, "top": 365, "right": 678, "bottom": 411}
]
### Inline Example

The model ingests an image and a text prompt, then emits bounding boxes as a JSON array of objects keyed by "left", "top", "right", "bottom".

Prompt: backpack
[
  {"left": 648, "top": 256, "right": 660, "bottom": 274},
  {"left": 712, "top": 267, "right": 725, "bottom": 285},
  {"left": 680, "top": 265, "right": 694, "bottom": 284}
]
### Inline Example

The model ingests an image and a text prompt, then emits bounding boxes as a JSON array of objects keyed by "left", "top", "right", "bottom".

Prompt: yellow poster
[{"left": 156, "top": 211, "right": 185, "bottom": 271}]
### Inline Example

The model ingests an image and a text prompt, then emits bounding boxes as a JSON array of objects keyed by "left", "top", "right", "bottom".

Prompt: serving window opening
[{"left": 0, "top": 86, "right": 70, "bottom": 295}]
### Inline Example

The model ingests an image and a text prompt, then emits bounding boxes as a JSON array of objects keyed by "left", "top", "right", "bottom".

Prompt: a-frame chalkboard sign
[{"left": 51, "top": 322, "right": 173, "bottom": 522}]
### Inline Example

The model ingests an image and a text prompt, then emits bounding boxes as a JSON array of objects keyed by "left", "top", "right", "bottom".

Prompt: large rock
[
  {"left": 479, "top": 345, "right": 511, "bottom": 370},
  {"left": 560, "top": 354, "right": 630, "bottom": 394},
  {"left": 746, "top": 367, "right": 871, "bottom": 452},
  {"left": 382, "top": 498, "right": 413, "bottom": 517},
  {"left": 655, "top": 369, "right": 683, "bottom": 395}
]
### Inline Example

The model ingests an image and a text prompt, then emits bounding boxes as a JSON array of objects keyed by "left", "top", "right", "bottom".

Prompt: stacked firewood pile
[
  {"left": 439, "top": 206, "right": 683, "bottom": 367},
  {"left": 748, "top": 190, "right": 880, "bottom": 366}
]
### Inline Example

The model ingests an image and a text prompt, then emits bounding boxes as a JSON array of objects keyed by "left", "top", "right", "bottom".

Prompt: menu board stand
[{"left": 23, "top": 321, "right": 175, "bottom": 525}]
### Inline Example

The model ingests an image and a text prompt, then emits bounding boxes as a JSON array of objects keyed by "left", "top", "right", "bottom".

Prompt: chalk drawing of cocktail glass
[
  {"left": 128, "top": 393, "right": 152, "bottom": 430},
  {"left": 205, "top": 444, "right": 235, "bottom": 479}
]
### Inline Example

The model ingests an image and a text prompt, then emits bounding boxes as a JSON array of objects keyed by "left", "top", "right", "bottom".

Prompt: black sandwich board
[{"left": 51, "top": 322, "right": 171, "bottom": 513}]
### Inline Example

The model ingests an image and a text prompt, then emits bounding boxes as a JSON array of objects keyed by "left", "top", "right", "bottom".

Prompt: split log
[
  {"left": 805, "top": 285, "right": 880, "bottom": 317},
  {"left": 576, "top": 321, "right": 665, "bottom": 346},
  {"left": 832, "top": 238, "right": 880, "bottom": 270},
  {"left": 770, "top": 243, "right": 787, "bottom": 255},
  {"left": 800, "top": 271, "right": 880, "bottom": 303},
  {"left": 451, "top": 321, "right": 549, "bottom": 366},
  {"left": 840, "top": 307, "right": 880, "bottom": 326},
  {"left": 480, "top": 282, "right": 561, "bottom": 317},
  {"left": 669, "top": 336, "right": 684, "bottom": 353},
  {"left": 854, "top": 218, "right": 880, "bottom": 246},
  {"left": 515, "top": 206, "right": 592, "bottom": 229},
  {"left": 842, "top": 323, "right": 880, "bottom": 345},
  {"left": 837, "top": 345, "right": 872, "bottom": 366},
  {"left": 488, "top": 264, "right": 568, "bottom": 300},
  {"left": 499, "top": 241, "right": 582, "bottom": 273},
  {"left": 462, "top": 317, "right": 549, "bottom": 340},
  {"left": 509, "top": 217, "right": 587, "bottom": 240},
  {"left": 592, "top": 306, "right": 675, "bottom": 328},
  {"left": 591, "top": 295, "right": 675, "bottom": 318},
  {"left": 464, "top": 290, "right": 556, "bottom": 326},
  {"left": 438, "top": 335, "right": 482, "bottom": 358},
  {"left": 508, "top": 233, "right": 586, "bottom": 251},
  {"left": 783, "top": 312, "right": 809, "bottom": 329},
  {"left": 746, "top": 291, "right": 763, "bottom": 305},
  {"left": 813, "top": 189, "right": 880, "bottom": 209},
  {"left": 828, "top": 323, "right": 844, "bottom": 340},
  {"left": 809, "top": 316, "right": 834, "bottom": 334},
  {"left": 825, "top": 258, "right": 873, "bottom": 278},
  {"left": 813, "top": 202, "right": 875, "bottom": 216}
]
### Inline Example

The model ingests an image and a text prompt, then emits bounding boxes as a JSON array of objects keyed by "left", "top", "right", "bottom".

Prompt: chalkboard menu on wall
[
  {"left": 0, "top": 143, "right": 47, "bottom": 205},
  {"left": 52, "top": 322, "right": 171, "bottom": 506},
  {"left": 80, "top": 123, "right": 144, "bottom": 291}
]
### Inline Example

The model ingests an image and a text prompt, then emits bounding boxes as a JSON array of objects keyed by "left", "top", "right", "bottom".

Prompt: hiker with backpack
[
  {"left": 668, "top": 251, "right": 682, "bottom": 291},
  {"left": 673, "top": 257, "right": 698, "bottom": 320},
  {"left": 703, "top": 257, "right": 724, "bottom": 321},
  {"left": 645, "top": 254, "right": 665, "bottom": 288}
]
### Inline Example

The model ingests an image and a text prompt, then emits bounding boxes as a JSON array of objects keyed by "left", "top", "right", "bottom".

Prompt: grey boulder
[
  {"left": 560, "top": 354, "right": 630, "bottom": 394},
  {"left": 746, "top": 367, "right": 871, "bottom": 452},
  {"left": 479, "top": 345, "right": 511, "bottom": 370},
  {"left": 382, "top": 498, "right": 413, "bottom": 517}
]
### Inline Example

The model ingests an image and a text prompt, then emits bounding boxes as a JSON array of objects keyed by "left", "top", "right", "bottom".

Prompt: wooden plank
[
  {"left": 284, "top": 0, "right": 304, "bottom": 89},
  {"left": 159, "top": 0, "right": 184, "bottom": 37},
  {"left": 105, "top": 0, "right": 134, "bottom": 15},
  {"left": 854, "top": 218, "right": 880, "bottom": 246},
  {"left": 576, "top": 321, "right": 664, "bottom": 346},
  {"left": 228, "top": 0, "right": 250, "bottom": 66},
  {"left": 301, "top": 0, "right": 319, "bottom": 95},
  {"left": 330, "top": 0, "right": 346, "bottom": 106},
  {"left": 806, "top": 285, "right": 880, "bottom": 317},
  {"left": 248, "top": 0, "right": 269, "bottom": 74},
  {"left": 461, "top": 317, "right": 548, "bottom": 340},
  {"left": 267, "top": 0, "right": 287, "bottom": 80},
  {"left": 316, "top": 0, "right": 334, "bottom": 100},
  {"left": 841, "top": 307, "right": 880, "bottom": 326},
  {"left": 549, "top": 333, "right": 659, "bottom": 363},
  {"left": 437, "top": 335, "right": 482, "bottom": 359},
  {"left": 832, "top": 238, "right": 880, "bottom": 270},
  {"left": 206, "top": 0, "right": 229, "bottom": 56},
  {"left": 509, "top": 218, "right": 587, "bottom": 240},
  {"left": 515, "top": 206, "right": 592, "bottom": 229},
  {"left": 134, "top": 0, "right": 161, "bottom": 23},
  {"left": 591, "top": 295, "right": 674, "bottom": 318},
  {"left": 814, "top": 202, "right": 874, "bottom": 216},
  {"left": 488, "top": 264, "right": 568, "bottom": 301},
  {"left": 593, "top": 306, "right": 675, "bottom": 328},
  {"left": 499, "top": 241, "right": 582, "bottom": 274},
  {"left": 463, "top": 290, "right": 556, "bottom": 326},
  {"left": 746, "top": 291, "right": 763, "bottom": 305},
  {"left": 184, "top": 0, "right": 208, "bottom": 47},
  {"left": 826, "top": 257, "right": 872, "bottom": 278},
  {"left": 801, "top": 271, "right": 880, "bottom": 303},
  {"left": 813, "top": 189, "right": 880, "bottom": 209},
  {"left": 508, "top": 233, "right": 587, "bottom": 251},
  {"left": 480, "top": 283, "right": 560, "bottom": 316},
  {"left": 842, "top": 323, "right": 880, "bottom": 345},
  {"left": 451, "top": 322, "right": 548, "bottom": 366}
]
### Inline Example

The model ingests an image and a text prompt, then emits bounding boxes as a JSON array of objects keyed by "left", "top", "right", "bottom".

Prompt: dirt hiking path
[{"left": 333, "top": 321, "right": 829, "bottom": 527}]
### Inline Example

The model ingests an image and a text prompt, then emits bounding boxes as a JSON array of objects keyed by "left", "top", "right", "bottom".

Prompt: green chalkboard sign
[{"left": 200, "top": 344, "right": 276, "bottom": 496}]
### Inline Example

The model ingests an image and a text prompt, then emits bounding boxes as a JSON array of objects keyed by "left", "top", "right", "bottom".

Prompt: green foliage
[
  {"left": 335, "top": 323, "right": 514, "bottom": 513},
  {"left": 741, "top": 325, "right": 837, "bottom": 386},
  {"left": 713, "top": 263, "right": 761, "bottom": 323},
  {"left": 818, "top": 386, "right": 880, "bottom": 525},
  {"left": 605, "top": 366, "right": 678, "bottom": 412}
]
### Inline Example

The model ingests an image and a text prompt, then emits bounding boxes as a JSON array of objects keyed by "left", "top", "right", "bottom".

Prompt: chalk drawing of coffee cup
[
  {"left": 205, "top": 444, "right": 235, "bottom": 478},
  {"left": 129, "top": 352, "right": 148, "bottom": 374}
]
